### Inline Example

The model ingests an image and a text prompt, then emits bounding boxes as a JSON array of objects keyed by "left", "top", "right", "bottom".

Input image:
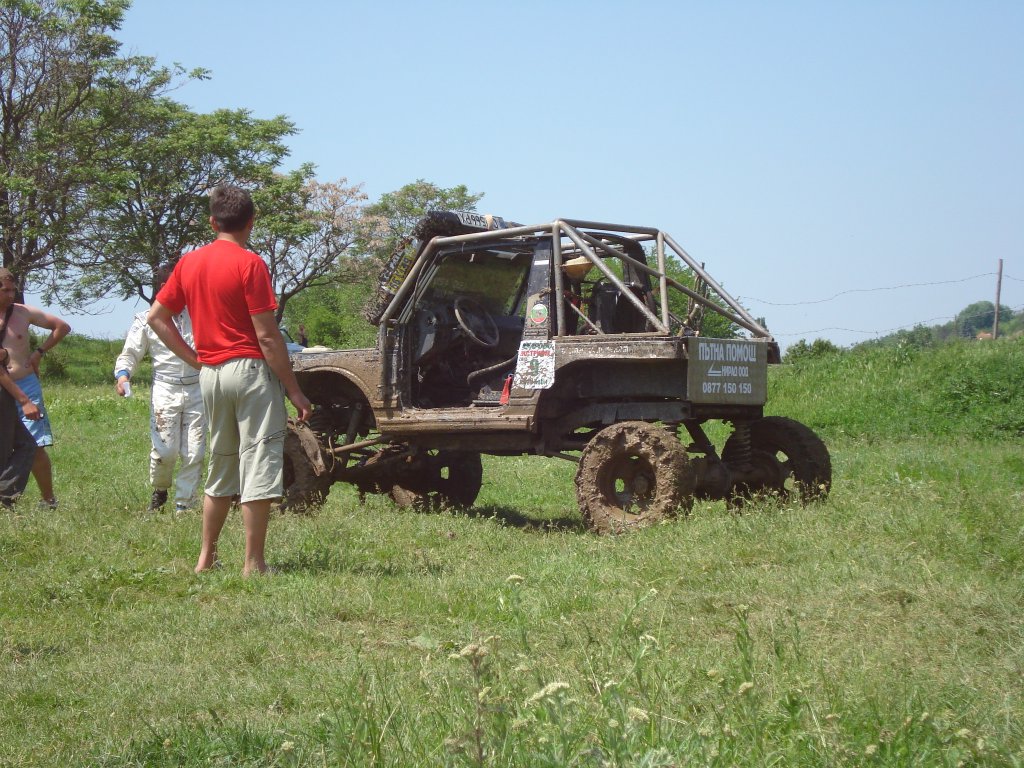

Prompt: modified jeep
[{"left": 283, "top": 212, "right": 831, "bottom": 533}]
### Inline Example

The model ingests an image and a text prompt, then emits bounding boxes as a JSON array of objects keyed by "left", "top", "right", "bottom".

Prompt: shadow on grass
[
  {"left": 270, "top": 504, "right": 585, "bottom": 576},
  {"left": 461, "top": 504, "right": 584, "bottom": 532}
]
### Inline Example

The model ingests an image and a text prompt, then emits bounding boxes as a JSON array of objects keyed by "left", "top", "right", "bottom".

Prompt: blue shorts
[{"left": 16, "top": 373, "right": 54, "bottom": 448}]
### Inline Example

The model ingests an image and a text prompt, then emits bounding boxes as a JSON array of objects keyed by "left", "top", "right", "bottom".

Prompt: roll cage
[{"left": 379, "top": 217, "right": 777, "bottom": 356}]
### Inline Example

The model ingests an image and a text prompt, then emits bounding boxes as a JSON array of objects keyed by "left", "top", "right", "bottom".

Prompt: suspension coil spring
[{"left": 730, "top": 422, "right": 753, "bottom": 471}]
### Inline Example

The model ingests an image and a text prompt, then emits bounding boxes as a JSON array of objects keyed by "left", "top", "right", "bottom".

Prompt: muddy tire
[
  {"left": 282, "top": 425, "right": 332, "bottom": 513},
  {"left": 389, "top": 450, "right": 483, "bottom": 510},
  {"left": 722, "top": 416, "right": 831, "bottom": 504},
  {"left": 576, "top": 421, "right": 694, "bottom": 535}
]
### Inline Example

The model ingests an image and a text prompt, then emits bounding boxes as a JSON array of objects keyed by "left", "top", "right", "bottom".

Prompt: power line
[
  {"left": 774, "top": 303, "right": 1024, "bottom": 339},
  {"left": 744, "top": 272, "right": 996, "bottom": 306}
]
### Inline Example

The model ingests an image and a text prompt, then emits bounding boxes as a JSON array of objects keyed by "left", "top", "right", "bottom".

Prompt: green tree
[
  {"left": 356, "top": 179, "right": 483, "bottom": 266},
  {"left": 954, "top": 301, "right": 1014, "bottom": 338},
  {"left": 59, "top": 99, "right": 296, "bottom": 309},
  {"left": 250, "top": 172, "right": 368, "bottom": 322},
  {"left": 785, "top": 337, "right": 842, "bottom": 363},
  {"left": 285, "top": 280, "right": 377, "bottom": 349},
  {"left": 0, "top": 0, "right": 184, "bottom": 296}
]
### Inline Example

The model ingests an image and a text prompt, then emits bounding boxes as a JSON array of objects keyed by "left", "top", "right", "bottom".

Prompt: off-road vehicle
[{"left": 284, "top": 212, "right": 831, "bottom": 533}]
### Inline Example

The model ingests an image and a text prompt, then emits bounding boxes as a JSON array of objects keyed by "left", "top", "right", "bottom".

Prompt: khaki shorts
[{"left": 199, "top": 358, "right": 287, "bottom": 503}]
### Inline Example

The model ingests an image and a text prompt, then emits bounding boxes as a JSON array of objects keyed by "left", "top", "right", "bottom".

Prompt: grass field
[{"left": 1, "top": 338, "right": 1022, "bottom": 766}]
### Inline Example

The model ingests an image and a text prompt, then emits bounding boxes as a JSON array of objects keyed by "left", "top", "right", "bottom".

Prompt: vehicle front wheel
[{"left": 576, "top": 421, "right": 694, "bottom": 535}]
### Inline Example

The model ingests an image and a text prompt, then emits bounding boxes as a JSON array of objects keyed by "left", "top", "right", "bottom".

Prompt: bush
[{"left": 784, "top": 338, "right": 843, "bottom": 363}]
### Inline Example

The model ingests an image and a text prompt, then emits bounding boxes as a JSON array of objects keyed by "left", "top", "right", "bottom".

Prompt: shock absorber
[{"left": 730, "top": 421, "right": 753, "bottom": 471}]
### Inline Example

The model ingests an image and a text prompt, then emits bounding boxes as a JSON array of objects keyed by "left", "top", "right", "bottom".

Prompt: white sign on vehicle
[
  {"left": 455, "top": 211, "right": 510, "bottom": 230},
  {"left": 513, "top": 340, "right": 555, "bottom": 390}
]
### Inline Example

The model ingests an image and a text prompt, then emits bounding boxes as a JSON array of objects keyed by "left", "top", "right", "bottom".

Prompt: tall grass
[
  {"left": 0, "top": 337, "right": 1021, "bottom": 766},
  {"left": 771, "top": 336, "right": 1024, "bottom": 439}
]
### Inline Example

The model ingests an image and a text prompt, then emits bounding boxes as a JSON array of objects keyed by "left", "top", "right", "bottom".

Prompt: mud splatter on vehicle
[{"left": 284, "top": 212, "right": 830, "bottom": 533}]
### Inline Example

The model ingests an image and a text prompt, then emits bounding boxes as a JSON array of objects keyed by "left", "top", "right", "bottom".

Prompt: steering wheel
[{"left": 453, "top": 297, "right": 500, "bottom": 348}]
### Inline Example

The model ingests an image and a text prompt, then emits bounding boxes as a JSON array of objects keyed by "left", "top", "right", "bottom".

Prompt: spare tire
[{"left": 362, "top": 211, "right": 508, "bottom": 326}]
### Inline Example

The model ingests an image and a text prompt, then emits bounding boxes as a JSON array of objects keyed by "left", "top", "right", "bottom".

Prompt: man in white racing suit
[{"left": 115, "top": 308, "right": 206, "bottom": 513}]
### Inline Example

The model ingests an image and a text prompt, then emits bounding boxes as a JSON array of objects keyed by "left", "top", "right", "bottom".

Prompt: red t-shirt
[{"left": 156, "top": 239, "right": 277, "bottom": 366}]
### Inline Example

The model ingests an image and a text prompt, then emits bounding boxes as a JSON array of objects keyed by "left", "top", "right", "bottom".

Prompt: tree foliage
[
  {"left": 285, "top": 280, "right": 378, "bottom": 350},
  {"left": 250, "top": 172, "right": 368, "bottom": 321},
  {"left": 56, "top": 98, "right": 297, "bottom": 309},
  {"left": 785, "top": 337, "right": 842, "bottom": 363},
  {"left": 356, "top": 179, "right": 483, "bottom": 266},
  {"left": 954, "top": 301, "right": 1014, "bottom": 338},
  {"left": 0, "top": 0, "right": 186, "bottom": 295}
]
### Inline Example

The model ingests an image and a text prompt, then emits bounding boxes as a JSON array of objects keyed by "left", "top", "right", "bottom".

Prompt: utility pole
[{"left": 993, "top": 258, "right": 1004, "bottom": 339}]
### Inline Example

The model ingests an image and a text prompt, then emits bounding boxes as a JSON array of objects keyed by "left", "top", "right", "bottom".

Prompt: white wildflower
[
  {"left": 525, "top": 681, "right": 570, "bottom": 705},
  {"left": 628, "top": 707, "right": 649, "bottom": 723}
]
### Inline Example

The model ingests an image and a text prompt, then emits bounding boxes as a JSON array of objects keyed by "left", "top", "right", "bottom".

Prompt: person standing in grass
[
  {"left": 148, "top": 185, "right": 312, "bottom": 576},
  {"left": 114, "top": 265, "right": 206, "bottom": 514},
  {"left": 0, "top": 267, "right": 71, "bottom": 509},
  {"left": 0, "top": 345, "right": 41, "bottom": 509}
]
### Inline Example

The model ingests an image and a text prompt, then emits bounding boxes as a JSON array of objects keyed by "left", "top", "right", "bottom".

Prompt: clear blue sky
[{"left": 38, "top": 0, "right": 1024, "bottom": 348}]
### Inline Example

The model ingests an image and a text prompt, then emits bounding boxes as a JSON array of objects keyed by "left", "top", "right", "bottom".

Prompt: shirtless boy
[{"left": 0, "top": 268, "right": 71, "bottom": 508}]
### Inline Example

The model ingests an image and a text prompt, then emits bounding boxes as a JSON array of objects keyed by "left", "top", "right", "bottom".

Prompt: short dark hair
[
  {"left": 209, "top": 185, "right": 255, "bottom": 233},
  {"left": 154, "top": 262, "right": 175, "bottom": 292}
]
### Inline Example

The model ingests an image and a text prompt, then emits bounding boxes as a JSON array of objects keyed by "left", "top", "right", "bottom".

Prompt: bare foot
[
  {"left": 243, "top": 564, "right": 275, "bottom": 577},
  {"left": 194, "top": 550, "right": 220, "bottom": 573}
]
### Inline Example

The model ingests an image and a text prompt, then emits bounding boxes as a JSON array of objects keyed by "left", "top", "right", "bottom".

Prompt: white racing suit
[{"left": 114, "top": 310, "right": 206, "bottom": 508}]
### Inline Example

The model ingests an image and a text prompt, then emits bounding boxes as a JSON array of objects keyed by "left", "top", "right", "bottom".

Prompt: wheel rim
[
  {"left": 599, "top": 453, "right": 657, "bottom": 515},
  {"left": 730, "top": 448, "right": 787, "bottom": 500},
  {"left": 576, "top": 421, "right": 691, "bottom": 534},
  {"left": 282, "top": 433, "right": 331, "bottom": 512}
]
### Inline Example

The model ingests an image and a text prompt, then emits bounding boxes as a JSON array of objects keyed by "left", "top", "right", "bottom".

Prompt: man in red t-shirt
[{"left": 148, "top": 185, "right": 312, "bottom": 576}]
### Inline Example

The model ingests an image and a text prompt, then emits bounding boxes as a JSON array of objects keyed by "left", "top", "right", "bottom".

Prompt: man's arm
[
  {"left": 147, "top": 301, "right": 200, "bottom": 370},
  {"left": 0, "top": 356, "right": 41, "bottom": 420},
  {"left": 250, "top": 311, "right": 312, "bottom": 421},
  {"left": 114, "top": 314, "right": 149, "bottom": 396},
  {"left": 21, "top": 305, "right": 71, "bottom": 376}
]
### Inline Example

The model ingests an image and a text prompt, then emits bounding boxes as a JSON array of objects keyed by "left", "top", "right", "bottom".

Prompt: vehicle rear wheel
[
  {"left": 389, "top": 449, "right": 483, "bottom": 510},
  {"left": 282, "top": 423, "right": 332, "bottom": 513},
  {"left": 576, "top": 421, "right": 694, "bottom": 535},
  {"left": 721, "top": 416, "right": 831, "bottom": 504}
]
